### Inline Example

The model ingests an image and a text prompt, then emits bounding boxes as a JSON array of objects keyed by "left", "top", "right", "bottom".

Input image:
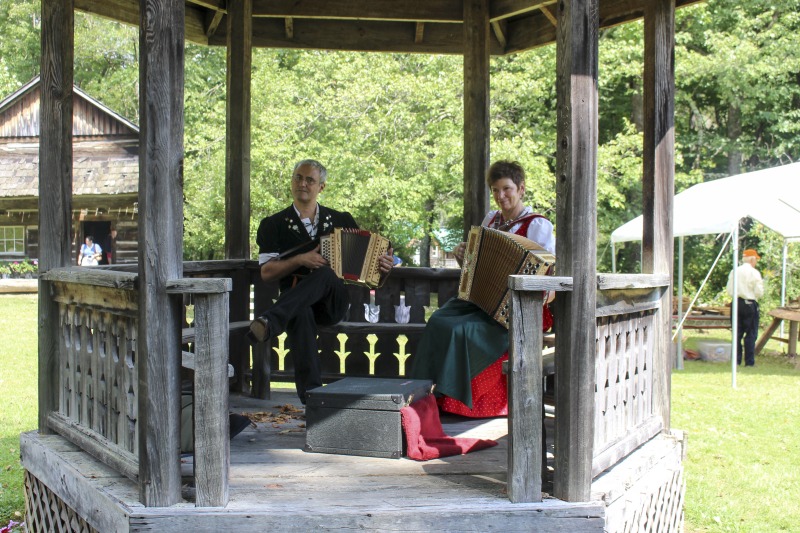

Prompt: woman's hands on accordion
[
  {"left": 454, "top": 242, "right": 466, "bottom": 266},
  {"left": 378, "top": 247, "right": 395, "bottom": 274}
]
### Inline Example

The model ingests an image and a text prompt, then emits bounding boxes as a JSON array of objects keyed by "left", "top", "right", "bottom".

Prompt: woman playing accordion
[{"left": 410, "top": 161, "right": 555, "bottom": 418}]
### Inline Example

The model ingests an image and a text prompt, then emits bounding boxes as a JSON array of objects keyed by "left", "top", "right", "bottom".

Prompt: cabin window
[{"left": 0, "top": 226, "right": 24, "bottom": 253}]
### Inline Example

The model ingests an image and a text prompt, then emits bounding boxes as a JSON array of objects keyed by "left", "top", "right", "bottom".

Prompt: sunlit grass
[
  {"left": 0, "top": 294, "right": 37, "bottom": 524},
  {"left": 673, "top": 336, "right": 800, "bottom": 532}
]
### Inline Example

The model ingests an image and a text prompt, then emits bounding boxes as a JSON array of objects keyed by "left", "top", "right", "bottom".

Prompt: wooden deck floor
[{"left": 22, "top": 390, "right": 606, "bottom": 532}]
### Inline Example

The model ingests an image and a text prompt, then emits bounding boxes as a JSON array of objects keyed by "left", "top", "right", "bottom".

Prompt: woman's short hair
[
  {"left": 294, "top": 159, "right": 328, "bottom": 184},
  {"left": 486, "top": 160, "right": 526, "bottom": 188}
]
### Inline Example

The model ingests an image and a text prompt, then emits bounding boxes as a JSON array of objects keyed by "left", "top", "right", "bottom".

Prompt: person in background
[
  {"left": 249, "top": 159, "right": 395, "bottom": 404},
  {"left": 410, "top": 160, "right": 555, "bottom": 417},
  {"left": 726, "top": 248, "right": 764, "bottom": 367},
  {"left": 101, "top": 228, "right": 117, "bottom": 265},
  {"left": 77, "top": 235, "right": 102, "bottom": 266}
]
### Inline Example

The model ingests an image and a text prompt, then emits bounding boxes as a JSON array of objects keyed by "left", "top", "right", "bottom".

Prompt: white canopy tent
[{"left": 610, "top": 162, "right": 800, "bottom": 386}]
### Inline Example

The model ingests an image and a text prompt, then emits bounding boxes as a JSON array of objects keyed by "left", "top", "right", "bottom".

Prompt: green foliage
[{"left": 0, "top": 295, "right": 38, "bottom": 524}]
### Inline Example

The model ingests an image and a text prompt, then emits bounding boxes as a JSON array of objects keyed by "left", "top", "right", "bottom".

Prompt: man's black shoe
[{"left": 249, "top": 317, "right": 271, "bottom": 343}]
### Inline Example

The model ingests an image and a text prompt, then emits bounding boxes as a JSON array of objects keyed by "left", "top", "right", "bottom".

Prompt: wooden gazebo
[{"left": 24, "top": 0, "right": 691, "bottom": 531}]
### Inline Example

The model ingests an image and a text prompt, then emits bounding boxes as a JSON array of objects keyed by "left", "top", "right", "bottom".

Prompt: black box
[{"left": 305, "top": 377, "right": 433, "bottom": 459}]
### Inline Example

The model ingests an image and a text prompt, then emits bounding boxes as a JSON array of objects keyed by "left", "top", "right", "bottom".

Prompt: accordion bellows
[
  {"left": 458, "top": 226, "right": 555, "bottom": 329},
  {"left": 320, "top": 228, "right": 390, "bottom": 288}
]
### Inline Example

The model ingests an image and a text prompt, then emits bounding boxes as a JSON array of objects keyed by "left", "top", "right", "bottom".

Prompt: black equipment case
[{"left": 305, "top": 377, "right": 433, "bottom": 459}]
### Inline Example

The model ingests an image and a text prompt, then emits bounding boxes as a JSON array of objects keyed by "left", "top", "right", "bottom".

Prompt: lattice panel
[
  {"left": 620, "top": 466, "right": 685, "bottom": 533},
  {"left": 24, "top": 470, "right": 99, "bottom": 533},
  {"left": 594, "top": 310, "right": 655, "bottom": 452},
  {"left": 57, "top": 295, "right": 139, "bottom": 454}
]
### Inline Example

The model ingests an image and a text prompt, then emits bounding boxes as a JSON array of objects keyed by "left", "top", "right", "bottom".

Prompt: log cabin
[
  {"left": 22, "top": 1, "right": 693, "bottom": 531},
  {"left": 0, "top": 77, "right": 139, "bottom": 264}
]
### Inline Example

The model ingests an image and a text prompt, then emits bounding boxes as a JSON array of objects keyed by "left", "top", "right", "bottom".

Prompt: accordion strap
[{"left": 497, "top": 213, "right": 543, "bottom": 232}]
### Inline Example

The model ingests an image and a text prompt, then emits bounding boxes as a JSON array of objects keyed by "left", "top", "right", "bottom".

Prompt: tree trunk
[{"left": 727, "top": 103, "right": 742, "bottom": 176}]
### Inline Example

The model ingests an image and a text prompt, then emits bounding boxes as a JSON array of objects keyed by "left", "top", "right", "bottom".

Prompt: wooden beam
[
  {"left": 234, "top": 19, "right": 506, "bottom": 55},
  {"left": 642, "top": 0, "right": 675, "bottom": 430},
  {"left": 205, "top": 8, "right": 224, "bottom": 37},
  {"left": 491, "top": 19, "right": 508, "bottom": 48},
  {"left": 74, "top": 0, "right": 209, "bottom": 45},
  {"left": 415, "top": 22, "right": 425, "bottom": 44},
  {"left": 39, "top": 0, "right": 75, "bottom": 435},
  {"left": 463, "top": 0, "right": 490, "bottom": 238},
  {"left": 554, "top": 0, "right": 599, "bottom": 503},
  {"left": 137, "top": 0, "right": 185, "bottom": 507},
  {"left": 490, "top": 0, "right": 556, "bottom": 21},
  {"left": 540, "top": 5, "right": 558, "bottom": 26},
  {"left": 285, "top": 17, "right": 294, "bottom": 39},
  {"left": 188, "top": 0, "right": 226, "bottom": 11},
  {"left": 251, "top": 0, "right": 463, "bottom": 23},
  {"left": 225, "top": 0, "right": 252, "bottom": 260}
]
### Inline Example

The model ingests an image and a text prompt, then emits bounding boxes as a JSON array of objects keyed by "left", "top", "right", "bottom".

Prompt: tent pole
[
  {"left": 731, "top": 225, "right": 739, "bottom": 388},
  {"left": 781, "top": 239, "right": 788, "bottom": 338},
  {"left": 676, "top": 236, "right": 684, "bottom": 370},
  {"left": 611, "top": 242, "right": 617, "bottom": 273}
]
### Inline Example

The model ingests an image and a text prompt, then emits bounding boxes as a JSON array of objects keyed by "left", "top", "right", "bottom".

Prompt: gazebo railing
[
  {"left": 40, "top": 268, "right": 232, "bottom": 507},
  {"left": 507, "top": 273, "right": 670, "bottom": 503}
]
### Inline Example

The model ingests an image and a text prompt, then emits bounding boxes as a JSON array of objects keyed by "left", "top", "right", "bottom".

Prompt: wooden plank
[
  {"left": 508, "top": 275, "right": 573, "bottom": 292},
  {"left": 415, "top": 21, "right": 425, "bottom": 44},
  {"left": 75, "top": 0, "right": 209, "bottom": 45},
  {"left": 47, "top": 412, "right": 139, "bottom": 480},
  {"left": 20, "top": 432, "right": 132, "bottom": 533},
  {"left": 225, "top": 0, "right": 253, "bottom": 260},
  {"left": 596, "top": 273, "right": 670, "bottom": 290},
  {"left": 755, "top": 317, "right": 782, "bottom": 355},
  {"left": 642, "top": 0, "right": 675, "bottom": 431},
  {"left": 192, "top": 292, "right": 230, "bottom": 507},
  {"left": 43, "top": 267, "right": 138, "bottom": 290},
  {"left": 508, "top": 289, "right": 544, "bottom": 502},
  {"left": 182, "top": 350, "right": 234, "bottom": 377},
  {"left": 39, "top": 0, "right": 75, "bottom": 434},
  {"left": 165, "top": 277, "right": 232, "bottom": 294},
  {"left": 554, "top": 0, "right": 598, "bottom": 503},
  {"left": 491, "top": 0, "right": 556, "bottom": 21},
  {"left": 137, "top": 0, "right": 185, "bottom": 507},
  {"left": 238, "top": 18, "right": 504, "bottom": 55},
  {"left": 463, "top": 0, "right": 491, "bottom": 237},
  {"left": 250, "top": 0, "right": 463, "bottom": 23},
  {"left": 592, "top": 415, "right": 664, "bottom": 477},
  {"left": 182, "top": 319, "right": 250, "bottom": 343},
  {"left": 768, "top": 307, "right": 800, "bottom": 321}
]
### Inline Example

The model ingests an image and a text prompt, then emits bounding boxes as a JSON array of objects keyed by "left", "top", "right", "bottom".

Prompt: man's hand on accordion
[
  {"left": 298, "top": 244, "right": 329, "bottom": 270},
  {"left": 378, "top": 247, "right": 395, "bottom": 274}
]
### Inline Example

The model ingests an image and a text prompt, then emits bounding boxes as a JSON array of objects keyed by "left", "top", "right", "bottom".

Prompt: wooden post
[
  {"left": 642, "top": 0, "right": 675, "bottom": 430},
  {"left": 508, "top": 289, "right": 544, "bottom": 503},
  {"left": 225, "top": 0, "right": 252, "bottom": 259},
  {"left": 463, "top": 0, "right": 490, "bottom": 237},
  {"left": 554, "top": 0, "right": 598, "bottom": 502},
  {"left": 226, "top": 0, "right": 253, "bottom": 391},
  {"left": 192, "top": 292, "right": 230, "bottom": 507},
  {"left": 38, "top": 0, "right": 74, "bottom": 434},
  {"left": 138, "top": 0, "right": 185, "bottom": 506}
]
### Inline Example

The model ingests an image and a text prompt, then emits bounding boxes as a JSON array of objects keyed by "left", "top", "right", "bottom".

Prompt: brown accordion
[
  {"left": 320, "top": 228, "right": 390, "bottom": 288},
  {"left": 458, "top": 226, "right": 555, "bottom": 329}
]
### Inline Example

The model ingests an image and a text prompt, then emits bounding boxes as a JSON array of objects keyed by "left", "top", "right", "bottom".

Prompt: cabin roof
[
  {"left": 0, "top": 77, "right": 139, "bottom": 199},
  {"left": 76, "top": 0, "right": 704, "bottom": 54}
]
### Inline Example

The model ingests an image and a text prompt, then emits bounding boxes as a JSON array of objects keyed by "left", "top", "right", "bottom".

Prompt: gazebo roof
[{"left": 77, "top": 0, "right": 703, "bottom": 54}]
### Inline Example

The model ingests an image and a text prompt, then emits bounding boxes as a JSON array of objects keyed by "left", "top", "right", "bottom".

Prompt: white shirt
[
  {"left": 726, "top": 262, "right": 764, "bottom": 301},
  {"left": 481, "top": 207, "right": 556, "bottom": 255}
]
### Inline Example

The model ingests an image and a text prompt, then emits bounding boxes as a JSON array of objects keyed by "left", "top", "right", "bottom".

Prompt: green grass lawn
[
  {"left": 0, "top": 294, "right": 37, "bottom": 525},
  {"left": 1, "top": 293, "right": 799, "bottom": 530}
]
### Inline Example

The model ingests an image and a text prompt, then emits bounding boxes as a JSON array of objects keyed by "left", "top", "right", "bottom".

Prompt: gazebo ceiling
[{"left": 76, "top": 0, "right": 702, "bottom": 55}]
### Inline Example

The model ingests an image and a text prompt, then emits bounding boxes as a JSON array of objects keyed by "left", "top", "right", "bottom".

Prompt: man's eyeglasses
[{"left": 293, "top": 174, "right": 320, "bottom": 186}]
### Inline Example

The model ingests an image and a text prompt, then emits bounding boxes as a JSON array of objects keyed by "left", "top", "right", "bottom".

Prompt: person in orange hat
[{"left": 726, "top": 248, "right": 764, "bottom": 366}]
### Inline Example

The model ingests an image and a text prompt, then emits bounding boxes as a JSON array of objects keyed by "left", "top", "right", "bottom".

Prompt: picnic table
[{"left": 755, "top": 306, "right": 800, "bottom": 357}]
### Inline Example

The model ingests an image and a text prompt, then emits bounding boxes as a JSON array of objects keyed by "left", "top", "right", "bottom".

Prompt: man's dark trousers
[
  {"left": 261, "top": 267, "right": 349, "bottom": 402},
  {"left": 736, "top": 298, "right": 759, "bottom": 366}
]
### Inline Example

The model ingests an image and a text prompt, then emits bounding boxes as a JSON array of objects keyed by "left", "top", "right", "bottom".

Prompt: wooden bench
[{"left": 251, "top": 267, "right": 462, "bottom": 398}]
